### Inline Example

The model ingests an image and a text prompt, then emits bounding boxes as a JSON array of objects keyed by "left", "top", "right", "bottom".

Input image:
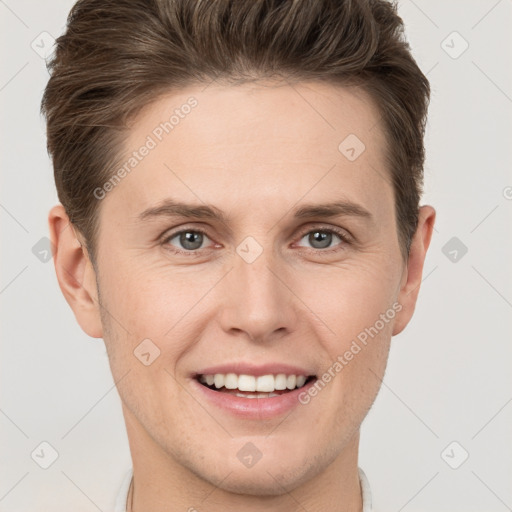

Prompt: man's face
[{"left": 89, "top": 81, "right": 410, "bottom": 493}]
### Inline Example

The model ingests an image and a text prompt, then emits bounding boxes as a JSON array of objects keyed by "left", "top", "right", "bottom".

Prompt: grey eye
[
  {"left": 170, "top": 231, "right": 206, "bottom": 250},
  {"left": 298, "top": 230, "right": 342, "bottom": 249}
]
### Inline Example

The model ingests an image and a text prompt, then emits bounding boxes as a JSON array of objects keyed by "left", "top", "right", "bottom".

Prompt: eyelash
[{"left": 161, "top": 225, "right": 352, "bottom": 256}]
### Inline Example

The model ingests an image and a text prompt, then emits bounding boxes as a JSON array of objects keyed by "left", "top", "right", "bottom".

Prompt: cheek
[
  {"left": 97, "top": 256, "right": 228, "bottom": 378},
  {"left": 98, "top": 255, "right": 202, "bottom": 335},
  {"left": 294, "top": 259, "right": 397, "bottom": 411},
  {"left": 295, "top": 258, "right": 401, "bottom": 350},
  {"left": 324, "top": 265, "right": 397, "bottom": 402}
]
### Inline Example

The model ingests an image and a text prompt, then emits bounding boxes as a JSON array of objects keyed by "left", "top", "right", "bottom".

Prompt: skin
[{"left": 49, "top": 80, "right": 435, "bottom": 512}]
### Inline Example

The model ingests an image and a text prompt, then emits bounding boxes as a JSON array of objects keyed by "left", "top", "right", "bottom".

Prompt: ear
[
  {"left": 48, "top": 204, "right": 103, "bottom": 338},
  {"left": 393, "top": 205, "right": 436, "bottom": 336}
]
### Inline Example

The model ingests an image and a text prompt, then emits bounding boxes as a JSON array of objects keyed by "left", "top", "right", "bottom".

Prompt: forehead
[
  {"left": 103, "top": 80, "right": 393, "bottom": 223},
  {"left": 127, "top": 79, "right": 385, "bottom": 157}
]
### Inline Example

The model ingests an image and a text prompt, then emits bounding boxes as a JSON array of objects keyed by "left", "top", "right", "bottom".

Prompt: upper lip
[{"left": 193, "top": 362, "right": 316, "bottom": 378}]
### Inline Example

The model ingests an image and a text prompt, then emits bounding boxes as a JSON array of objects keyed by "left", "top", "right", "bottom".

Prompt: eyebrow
[
  {"left": 294, "top": 201, "right": 373, "bottom": 222},
  {"left": 137, "top": 198, "right": 373, "bottom": 224}
]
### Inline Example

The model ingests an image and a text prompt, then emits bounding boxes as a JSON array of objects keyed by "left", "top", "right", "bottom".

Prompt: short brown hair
[{"left": 41, "top": 0, "right": 430, "bottom": 266}]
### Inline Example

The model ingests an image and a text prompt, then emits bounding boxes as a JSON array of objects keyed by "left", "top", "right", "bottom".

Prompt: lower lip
[{"left": 191, "top": 377, "right": 318, "bottom": 420}]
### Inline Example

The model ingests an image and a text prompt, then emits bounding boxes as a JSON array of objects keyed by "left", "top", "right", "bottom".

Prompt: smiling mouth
[{"left": 195, "top": 373, "right": 317, "bottom": 398}]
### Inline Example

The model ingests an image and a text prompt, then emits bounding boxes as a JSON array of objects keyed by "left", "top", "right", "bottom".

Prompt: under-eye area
[{"left": 195, "top": 373, "right": 318, "bottom": 398}]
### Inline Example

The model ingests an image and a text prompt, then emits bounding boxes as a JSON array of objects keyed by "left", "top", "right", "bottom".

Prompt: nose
[{"left": 217, "top": 245, "right": 298, "bottom": 343}]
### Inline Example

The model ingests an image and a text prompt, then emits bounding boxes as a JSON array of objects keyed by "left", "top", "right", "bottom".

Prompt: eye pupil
[
  {"left": 180, "top": 231, "right": 203, "bottom": 250},
  {"left": 309, "top": 231, "right": 332, "bottom": 249}
]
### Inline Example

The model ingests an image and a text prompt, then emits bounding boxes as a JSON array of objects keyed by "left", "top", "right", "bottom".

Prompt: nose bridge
[{"left": 219, "top": 240, "right": 295, "bottom": 341}]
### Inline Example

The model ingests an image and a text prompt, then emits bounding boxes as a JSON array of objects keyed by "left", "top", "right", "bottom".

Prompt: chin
[
  {"left": 208, "top": 463, "right": 315, "bottom": 496},
  {"left": 187, "top": 448, "right": 321, "bottom": 497}
]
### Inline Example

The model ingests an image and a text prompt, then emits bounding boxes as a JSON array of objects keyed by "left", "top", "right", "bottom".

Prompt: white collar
[
  {"left": 115, "top": 466, "right": 373, "bottom": 511},
  {"left": 359, "top": 466, "right": 373, "bottom": 512}
]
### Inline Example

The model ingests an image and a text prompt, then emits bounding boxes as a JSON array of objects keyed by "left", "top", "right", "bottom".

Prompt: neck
[{"left": 123, "top": 406, "right": 363, "bottom": 512}]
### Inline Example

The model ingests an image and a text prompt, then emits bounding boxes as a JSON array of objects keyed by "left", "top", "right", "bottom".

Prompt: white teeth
[
  {"left": 235, "top": 392, "right": 280, "bottom": 398},
  {"left": 296, "top": 375, "right": 306, "bottom": 387},
  {"left": 238, "top": 375, "right": 256, "bottom": 392},
  {"left": 214, "top": 374, "right": 225, "bottom": 389},
  {"left": 224, "top": 373, "right": 238, "bottom": 389},
  {"left": 256, "top": 374, "right": 275, "bottom": 392},
  {"left": 286, "top": 375, "right": 297, "bottom": 390},
  {"left": 198, "top": 372, "right": 311, "bottom": 392},
  {"left": 274, "top": 373, "right": 287, "bottom": 390}
]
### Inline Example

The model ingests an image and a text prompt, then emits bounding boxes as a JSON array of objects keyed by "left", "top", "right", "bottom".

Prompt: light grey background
[{"left": 1, "top": 1, "right": 511, "bottom": 511}]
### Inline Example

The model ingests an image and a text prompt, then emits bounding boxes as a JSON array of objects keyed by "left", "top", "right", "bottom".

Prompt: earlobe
[
  {"left": 393, "top": 205, "right": 436, "bottom": 336},
  {"left": 48, "top": 204, "right": 103, "bottom": 338}
]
